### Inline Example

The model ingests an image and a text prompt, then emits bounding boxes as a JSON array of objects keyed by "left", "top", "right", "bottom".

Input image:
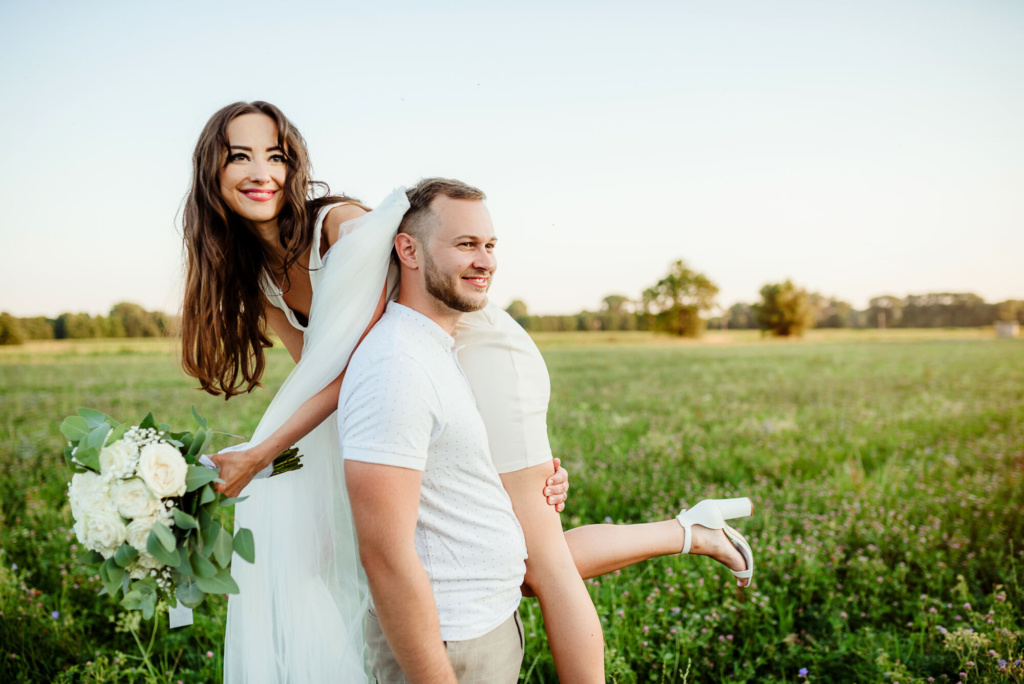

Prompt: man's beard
[{"left": 423, "top": 250, "right": 489, "bottom": 313}]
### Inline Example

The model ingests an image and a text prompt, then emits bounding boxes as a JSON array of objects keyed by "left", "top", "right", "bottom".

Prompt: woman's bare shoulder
[{"left": 323, "top": 203, "right": 369, "bottom": 249}]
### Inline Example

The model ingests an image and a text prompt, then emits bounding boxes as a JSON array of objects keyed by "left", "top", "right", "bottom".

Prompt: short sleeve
[{"left": 339, "top": 352, "right": 442, "bottom": 471}]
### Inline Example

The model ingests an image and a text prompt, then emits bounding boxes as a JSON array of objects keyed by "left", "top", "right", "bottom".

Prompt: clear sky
[{"left": 1, "top": 0, "right": 1022, "bottom": 317}]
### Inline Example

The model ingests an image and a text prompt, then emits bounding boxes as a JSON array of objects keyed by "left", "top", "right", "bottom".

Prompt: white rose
[
  {"left": 99, "top": 440, "right": 139, "bottom": 479},
  {"left": 68, "top": 472, "right": 115, "bottom": 520},
  {"left": 79, "top": 509, "right": 127, "bottom": 558},
  {"left": 112, "top": 478, "right": 161, "bottom": 519},
  {"left": 125, "top": 515, "right": 158, "bottom": 552},
  {"left": 138, "top": 443, "right": 188, "bottom": 498}
]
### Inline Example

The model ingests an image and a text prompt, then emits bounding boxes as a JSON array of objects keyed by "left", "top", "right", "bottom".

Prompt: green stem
[{"left": 128, "top": 618, "right": 161, "bottom": 682}]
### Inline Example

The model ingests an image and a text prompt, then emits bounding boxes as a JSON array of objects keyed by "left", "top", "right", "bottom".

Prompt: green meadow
[{"left": 1, "top": 331, "right": 1022, "bottom": 683}]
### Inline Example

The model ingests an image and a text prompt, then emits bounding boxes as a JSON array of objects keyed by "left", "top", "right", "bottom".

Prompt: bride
[{"left": 181, "top": 101, "right": 754, "bottom": 683}]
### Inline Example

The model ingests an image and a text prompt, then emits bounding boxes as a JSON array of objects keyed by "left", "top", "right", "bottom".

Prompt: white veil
[{"left": 222, "top": 188, "right": 409, "bottom": 684}]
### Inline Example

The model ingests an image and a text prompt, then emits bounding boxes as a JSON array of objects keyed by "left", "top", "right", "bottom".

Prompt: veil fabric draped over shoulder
[{"left": 223, "top": 188, "right": 409, "bottom": 684}]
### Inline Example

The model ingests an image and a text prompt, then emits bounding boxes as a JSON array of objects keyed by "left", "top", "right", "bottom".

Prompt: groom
[{"left": 339, "top": 178, "right": 528, "bottom": 683}]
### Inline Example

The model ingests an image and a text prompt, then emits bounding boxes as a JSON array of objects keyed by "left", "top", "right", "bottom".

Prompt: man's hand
[{"left": 545, "top": 458, "right": 570, "bottom": 513}]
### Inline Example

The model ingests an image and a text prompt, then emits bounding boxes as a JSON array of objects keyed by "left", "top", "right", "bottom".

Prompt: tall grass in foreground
[{"left": 1, "top": 332, "right": 1022, "bottom": 682}]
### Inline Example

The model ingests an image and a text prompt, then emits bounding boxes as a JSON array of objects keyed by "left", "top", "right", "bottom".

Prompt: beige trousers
[{"left": 364, "top": 609, "right": 525, "bottom": 684}]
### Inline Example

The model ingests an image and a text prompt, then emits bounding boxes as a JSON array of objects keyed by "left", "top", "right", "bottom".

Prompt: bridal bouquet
[{"left": 61, "top": 407, "right": 301, "bottom": 619}]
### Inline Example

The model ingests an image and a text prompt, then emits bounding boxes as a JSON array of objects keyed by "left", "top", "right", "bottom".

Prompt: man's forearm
[{"left": 364, "top": 549, "right": 456, "bottom": 684}]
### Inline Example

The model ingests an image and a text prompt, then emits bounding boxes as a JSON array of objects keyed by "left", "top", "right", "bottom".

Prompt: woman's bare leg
[
  {"left": 501, "top": 463, "right": 604, "bottom": 684},
  {"left": 563, "top": 519, "right": 750, "bottom": 584}
]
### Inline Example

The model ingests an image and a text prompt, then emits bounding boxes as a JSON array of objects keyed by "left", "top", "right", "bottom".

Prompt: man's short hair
[{"left": 400, "top": 178, "right": 487, "bottom": 242}]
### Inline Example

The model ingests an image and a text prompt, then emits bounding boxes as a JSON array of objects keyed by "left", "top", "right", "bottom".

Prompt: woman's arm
[
  {"left": 211, "top": 285, "right": 388, "bottom": 497},
  {"left": 501, "top": 463, "right": 604, "bottom": 684},
  {"left": 210, "top": 203, "right": 380, "bottom": 496}
]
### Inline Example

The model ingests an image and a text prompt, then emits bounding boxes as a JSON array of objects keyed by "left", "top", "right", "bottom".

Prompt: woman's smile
[{"left": 242, "top": 189, "right": 278, "bottom": 202}]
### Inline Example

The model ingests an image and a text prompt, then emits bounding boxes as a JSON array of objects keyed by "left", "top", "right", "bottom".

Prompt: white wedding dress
[{"left": 223, "top": 188, "right": 409, "bottom": 684}]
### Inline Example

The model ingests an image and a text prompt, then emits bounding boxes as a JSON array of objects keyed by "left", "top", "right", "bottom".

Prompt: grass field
[{"left": 2, "top": 330, "right": 1022, "bottom": 682}]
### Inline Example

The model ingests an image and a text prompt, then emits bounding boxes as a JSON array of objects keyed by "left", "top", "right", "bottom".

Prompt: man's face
[{"left": 421, "top": 196, "right": 497, "bottom": 313}]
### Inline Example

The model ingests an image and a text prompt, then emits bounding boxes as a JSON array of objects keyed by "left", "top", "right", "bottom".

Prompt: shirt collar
[{"left": 387, "top": 302, "right": 457, "bottom": 351}]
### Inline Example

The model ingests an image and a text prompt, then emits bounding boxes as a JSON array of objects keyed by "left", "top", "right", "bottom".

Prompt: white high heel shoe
[{"left": 676, "top": 497, "right": 755, "bottom": 587}]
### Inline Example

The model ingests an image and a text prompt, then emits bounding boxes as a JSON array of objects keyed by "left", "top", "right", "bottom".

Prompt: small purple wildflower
[
  {"left": 799, "top": 668, "right": 808, "bottom": 678},
  {"left": 50, "top": 611, "right": 59, "bottom": 619}
]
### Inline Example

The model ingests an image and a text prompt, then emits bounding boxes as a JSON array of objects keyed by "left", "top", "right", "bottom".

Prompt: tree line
[
  {"left": 506, "top": 261, "right": 1024, "bottom": 338},
  {"left": 3, "top": 268, "right": 1021, "bottom": 346},
  {"left": 0, "top": 303, "right": 178, "bottom": 345}
]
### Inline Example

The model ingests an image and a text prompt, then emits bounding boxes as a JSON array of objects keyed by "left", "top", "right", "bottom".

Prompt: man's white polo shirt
[{"left": 339, "top": 301, "right": 527, "bottom": 642}]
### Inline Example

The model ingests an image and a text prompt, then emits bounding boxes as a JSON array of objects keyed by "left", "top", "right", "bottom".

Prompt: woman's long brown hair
[{"left": 180, "top": 101, "right": 363, "bottom": 398}]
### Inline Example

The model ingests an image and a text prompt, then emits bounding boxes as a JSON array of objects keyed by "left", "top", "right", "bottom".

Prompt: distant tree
[
  {"left": 754, "top": 280, "right": 816, "bottom": 337},
  {"left": 600, "top": 294, "right": 636, "bottom": 331},
  {"left": 109, "top": 302, "right": 161, "bottom": 337},
  {"left": 810, "top": 294, "right": 852, "bottom": 328},
  {"left": 54, "top": 313, "right": 104, "bottom": 339},
  {"left": 601, "top": 295, "right": 631, "bottom": 315},
  {"left": 0, "top": 313, "right": 26, "bottom": 345},
  {"left": 726, "top": 303, "right": 756, "bottom": 330},
  {"left": 867, "top": 295, "right": 904, "bottom": 329},
  {"left": 996, "top": 300, "right": 1023, "bottom": 324},
  {"left": 18, "top": 316, "right": 55, "bottom": 340},
  {"left": 641, "top": 260, "right": 719, "bottom": 337}
]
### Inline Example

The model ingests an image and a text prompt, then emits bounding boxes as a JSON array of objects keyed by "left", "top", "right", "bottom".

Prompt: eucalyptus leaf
[
  {"left": 175, "top": 432, "right": 193, "bottom": 453},
  {"left": 213, "top": 528, "right": 234, "bottom": 567},
  {"left": 77, "top": 408, "right": 109, "bottom": 429},
  {"left": 85, "top": 423, "right": 111, "bottom": 451},
  {"left": 77, "top": 446, "right": 101, "bottom": 472},
  {"left": 232, "top": 527, "right": 255, "bottom": 564},
  {"left": 78, "top": 549, "right": 105, "bottom": 565},
  {"left": 151, "top": 521, "right": 177, "bottom": 552},
  {"left": 185, "top": 465, "right": 221, "bottom": 492},
  {"left": 198, "top": 506, "right": 213, "bottom": 533},
  {"left": 191, "top": 406, "right": 208, "bottom": 429},
  {"left": 175, "top": 546, "right": 195, "bottom": 578},
  {"left": 85, "top": 424, "right": 110, "bottom": 451},
  {"left": 147, "top": 531, "right": 180, "bottom": 567},
  {"left": 114, "top": 543, "right": 138, "bottom": 568},
  {"left": 176, "top": 578, "right": 205, "bottom": 609},
  {"left": 190, "top": 551, "right": 217, "bottom": 578},
  {"left": 120, "top": 590, "right": 144, "bottom": 610},
  {"left": 99, "top": 558, "right": 125, "bottom": 597},
  {"left": 141, "top": 595, "right": 155, "bottom": 620},
  {"left": 172, "top": 508, "right": 199, "bottom": 530},
  {"left": 201, "top": 520, "right": 221, "bottom": 557},
  {"left": 194, "top": 567, "right": 240, "bottom": 595},
  {"left": 200, "top": 483, "right": 216, "bottom": 506},
  {"left": 60, "top": 416, "right": 91, "bottom": 443},
  {"left": 186, "top": 428, "right": 207, "bottom": 458},
  {"left": 139, "top": 413, "right": 157, "bottom": 431},
  {"left": 108, "top": 422, "right": 128, "bottom": 444},
  {"left": 218, "top": 495, "right": 249, "bottom": 507}
]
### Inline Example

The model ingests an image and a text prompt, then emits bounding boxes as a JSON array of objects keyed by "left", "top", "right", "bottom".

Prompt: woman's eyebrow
[{"left": 227, "top": 145, "right": 284, "bottom": 152}]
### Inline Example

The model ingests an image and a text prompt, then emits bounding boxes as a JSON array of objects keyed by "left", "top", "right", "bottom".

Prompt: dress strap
[
  {"left": 259, "top": 201, "right": 353, "bottom": 330},
  {"left": 308, "top": 202, "right": 352, "bottom": 289}
]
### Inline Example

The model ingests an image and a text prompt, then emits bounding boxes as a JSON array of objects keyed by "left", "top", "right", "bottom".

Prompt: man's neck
[{"left": 396, "top": 289, "right": 463, "bottom": 336}]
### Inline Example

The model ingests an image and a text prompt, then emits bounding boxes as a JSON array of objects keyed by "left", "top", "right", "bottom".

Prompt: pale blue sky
[{"left": 1, "top": 0, "right": 1022, "bottom": 317}]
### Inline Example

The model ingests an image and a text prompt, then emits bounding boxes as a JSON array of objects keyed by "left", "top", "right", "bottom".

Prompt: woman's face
[{"left": 218, "top": 113, "right": 288, "bottom": 231}]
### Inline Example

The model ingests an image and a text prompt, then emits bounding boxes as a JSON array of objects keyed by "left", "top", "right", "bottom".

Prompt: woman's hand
[
  {"left": 209, "top": 447, "right": 270, "bottom": 498},
  {"left": 544, "top": 457, "right": 570, "bottom": 513}
]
